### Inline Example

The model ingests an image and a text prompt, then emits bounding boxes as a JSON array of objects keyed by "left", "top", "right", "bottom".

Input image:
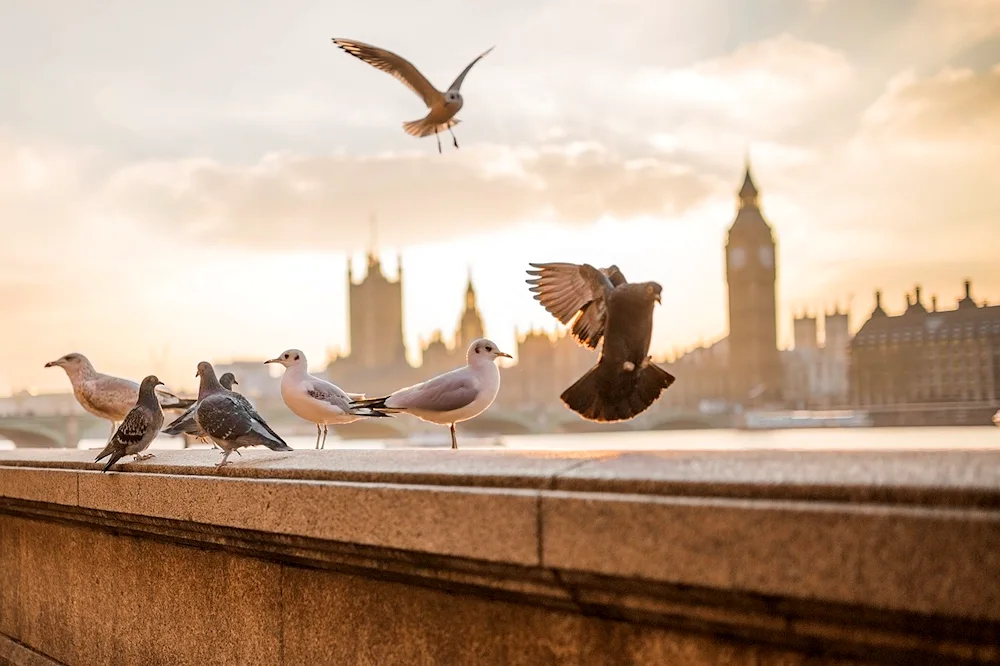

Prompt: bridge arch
[{"left": 0, "top": 425, "right": 68, "bottom": 448}]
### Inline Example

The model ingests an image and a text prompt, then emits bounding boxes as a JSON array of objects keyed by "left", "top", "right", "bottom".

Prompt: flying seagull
[
  {"left": 44, "top": 352, "right": 195, "bottom": 442},
  {"left": 265, "top": 348, "right": 387, "bottom": 450},
  {"left": 94, "top": 375, "right": 165, "bottom": 473},
  {"left": 192, "top": 361, "right": 292, "bottom": 467},
  {"left": 350, "top": 338, "right": 511, "bottom": 449},
  {"left": 162, "top": 371, "right": 241, "bottom": 448},
  {"left": 526, "top": 262, "right": 676, "bottom": 422},
  {"left": 332, "top": 38, "right": 494, "bottom": 154}
]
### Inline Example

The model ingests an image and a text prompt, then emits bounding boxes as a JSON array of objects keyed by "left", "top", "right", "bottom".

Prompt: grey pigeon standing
[
  {"left": 192, "top": 361, "right": 292, "bottom": 467},
  {"left": 94, "top": 375, "right": 165, "bottom": 473},
  {"left": 162, "top": 372, "right": 241, "bottom": 448},
  {"left": 526, "top": 262, "right": 676, "bottom": 422}
]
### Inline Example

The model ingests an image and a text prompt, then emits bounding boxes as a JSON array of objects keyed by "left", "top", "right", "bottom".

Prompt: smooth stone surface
[
  {"left": 77, "top": 471, "right": 541, "bottom": 565},
  {"left": 3, "top": 514, "right": 283, "bottom": 666},
  {"left": 541, "top": 490, "right": 1000, "bottom": 622},
  {"left": 0, "top": 468, "right": 77, "bottom": 505},
  {"left": 3, "top": 448, "right": 1000, "bottom": 505},
  {"left": 281, "top": 565, "right": 869, "bottom": 666},
  {"left": 552, "top": 450, "right": 1000, "bottom": 505}
]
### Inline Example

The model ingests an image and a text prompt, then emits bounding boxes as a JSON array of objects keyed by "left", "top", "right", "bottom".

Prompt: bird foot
[
  {"left": 622, "top": 361, "right": 636, "bottom": 372},
  {"left": 453, "top": 137, "right": 459, "bottom": 149},
  {"left": 215, "top": 460, "right": 231, "bottom": 468},
  {"left": 133, "top": 453, "right": 155, "bottom": 461}
]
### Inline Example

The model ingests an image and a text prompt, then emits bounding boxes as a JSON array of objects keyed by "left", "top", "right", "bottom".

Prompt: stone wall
[{"left": 1, "top": 448, "right": 998, "bottom": 665}]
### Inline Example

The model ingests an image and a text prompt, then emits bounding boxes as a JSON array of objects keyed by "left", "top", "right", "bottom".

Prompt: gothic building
[
  {"left": 724, "top": 160, "right": 783, "bottom": 404},
  {"left": 849, "top": 281, "right": 1000, "bottom": 407},
  {"left": 345, "top": 251, "right": 407, "bottom": 368}
]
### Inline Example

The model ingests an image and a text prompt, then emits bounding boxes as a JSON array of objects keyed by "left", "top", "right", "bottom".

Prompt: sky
[{"left": 2, "top": 0, "right": 999, "bottom": 395}]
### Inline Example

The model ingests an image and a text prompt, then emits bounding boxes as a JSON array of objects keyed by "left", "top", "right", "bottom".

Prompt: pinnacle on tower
[{"left": 739, "top": 154, "right": 758, "bottom": 206}]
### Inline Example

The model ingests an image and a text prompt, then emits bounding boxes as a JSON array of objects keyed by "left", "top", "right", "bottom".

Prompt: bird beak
[
  {"left": 44, "top": 361, "right": 56, "bottom": 368},
  {"left": 497, "top": 351, "right": 513, "bottom": 359},
  {"left": 194, "top": 370, "right": 200, "bottom": 378},
  {"left": 655, "top": 293, "right": 662, "bottom": 304},
  {"left": 232, "top": 379, "right": 239, "bottom": 386},
  {"left": 264, "top": 359, "right": 279, "bottom": 365},
  {"left": 156, "top": 381, "right": 165, "bottom": 387}
]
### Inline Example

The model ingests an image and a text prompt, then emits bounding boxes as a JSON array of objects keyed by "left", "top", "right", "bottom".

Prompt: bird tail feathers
[
  {"left": 162, "top": 412, "right": 200, "bottom": 436},
  {"left": 561, "top": 360, "right": 676, "bottom": 423},
  {"left": 403, "top": 117, "right": 459, "bottom": 138},
  {"left": 348, "top": 396, "right": 398, "bottom": 418},
  {"left": 101, "top": 452, "right": 123, "bottom": 473},
  {"left": 94, "top": 439, "right": 116, "bottom": 462}
]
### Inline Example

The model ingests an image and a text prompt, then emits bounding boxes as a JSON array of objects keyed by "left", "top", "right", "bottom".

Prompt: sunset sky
[{"left": 2, "top": 0, "right": 999, "bottom": 395}]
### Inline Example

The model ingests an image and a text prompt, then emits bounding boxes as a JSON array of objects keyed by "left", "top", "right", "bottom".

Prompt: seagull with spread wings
[
  {"left": 332, "top": 38, "right": 494, "bottom": 153},
  {"left": 526, "top": 262, "right": 677, "bottom": 423}
]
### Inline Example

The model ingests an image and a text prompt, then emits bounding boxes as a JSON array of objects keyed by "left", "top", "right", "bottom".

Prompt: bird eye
[
  {"left": 294, "top": 354, "right": 300, "bottom": 361},
  {"left": 486, "top": 346, "right": 493, "bottom": 352}
]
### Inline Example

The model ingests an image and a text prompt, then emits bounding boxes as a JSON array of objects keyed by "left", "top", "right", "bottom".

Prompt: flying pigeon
[
  {"left": 350, "top": 338, "right": 511, "bottom": 449},
  {"left": 94, "top": 375, "right": 165, "bottom": 473},
  {"left": 192, "top": 361, "right": 292, "bottom": 467},
  {"left": 265, "top": 348, "right": 387, "bottom": 450},
  {"left": 44, "top": 352, "right": 195, "bottom": 442},
  {"left": 332, "top": 38, "right": 494, "bottom": 153},
  {"left": 526, "top": 262, "right": 676, "bottom": 422}
]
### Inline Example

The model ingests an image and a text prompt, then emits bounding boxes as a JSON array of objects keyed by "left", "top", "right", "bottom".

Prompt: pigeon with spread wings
[
  {"left": 332, "top": 38, "right": 494, "bottom": 153},
  {"left": 526, "top": 262, "right": 676, "bottom": 422}
]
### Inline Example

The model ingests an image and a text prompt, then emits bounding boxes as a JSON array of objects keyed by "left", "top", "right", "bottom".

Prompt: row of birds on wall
[{"left": 42, "top": 262, "right": 677, "bottom": 471}]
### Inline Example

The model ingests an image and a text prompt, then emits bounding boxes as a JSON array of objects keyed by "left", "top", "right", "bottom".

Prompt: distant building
[
  {"left": 849, "top": 281, "right": 1000, "bottom": 407},
  {"left": 214, "top": 361, "right": 278, "bottom": 400},
  {"left": 782, "top": 307, "right": 850, "bottom": 408},
  {"left": 494, "top": 329, "right": 594, "bottom": 412},
  {"left": 660, "top": 339, "right": 730, "bottom": 410},
  {"left": 724, "top": 160, "right": 783, "bottom": 405}
]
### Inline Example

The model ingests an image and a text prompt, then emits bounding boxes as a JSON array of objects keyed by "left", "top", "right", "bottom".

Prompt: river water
[{"left": 2, "top": 425, "right": 992, "bottom": 453}]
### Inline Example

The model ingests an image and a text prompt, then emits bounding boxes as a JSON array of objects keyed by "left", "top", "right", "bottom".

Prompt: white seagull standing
[
  {"left": 44, "top": 352, "right": 195, "bottom": 443},
  {"left": 332, "top": 37, "right": 494, "bottom": 153},
  {"left": 350, "top": 338, "right": 511, "bottom": 449},
  {"left": 265, "top": 348, "right": 385, "bottom": 449}
]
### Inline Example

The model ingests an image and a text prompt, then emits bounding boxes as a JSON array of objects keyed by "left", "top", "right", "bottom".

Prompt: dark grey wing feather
[
  {"left": 601, "top": 265, "right": 628, "bottom": 287},
  {"left": 234, "top": 393, "right": 286, "bottom": 445},
  {"left": 526, "top": 262, "right": 616, "bottom": 349},
  {"left": 197, "top": 395, "right": 253, "bottom": 441},
  {"left": 95, "top": 406, "right": 150, "bottom": 461},
  {"left": 162, "top": 403, "right": 201, "bottom": 436},
  {"left": 446, "top": 46, "right": 495, "bottom": 92}
]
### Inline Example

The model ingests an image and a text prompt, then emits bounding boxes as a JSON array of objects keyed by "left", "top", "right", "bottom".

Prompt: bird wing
[
  {"left": 162, "top": 403, "right": 200, "bottom": 435},
  {"left": 332, "top": 38, "right": 444, "bottom": 108},
  {"left": 95, "top": 406, "right": 151, "bottom": 461},
  {"left": 389, "top": 371, "right": 479, "bottom": 413},
  {"left": 83, "top": 375, "right": 139, "bottom": 420},
  {"left": 196, "top": 394, "right": 253, "bottom": 441},
  {"left": 306, "top": 380, "right": 352, "bottom": 412},
  {"left": 601, "top": 265, "right": 628, "bottom": 287},
  {"left": 446, "top": 46, "right": 495, "bottom": 92},
  {"left": 525, "top": 262, "right": 617, "bottom": 349}
]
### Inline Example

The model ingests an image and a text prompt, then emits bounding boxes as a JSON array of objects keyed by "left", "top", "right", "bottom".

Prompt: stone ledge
[{"left": 2, "top": 448, "right": 1000, "bottom": 664}]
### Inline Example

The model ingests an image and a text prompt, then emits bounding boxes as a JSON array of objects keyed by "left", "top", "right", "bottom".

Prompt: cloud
[
  {"left": 859, "top": 64, "right": 1000, "bottom": 146},
  {"left": 94, "top": 143, "right": 716, "bottom": 251}
]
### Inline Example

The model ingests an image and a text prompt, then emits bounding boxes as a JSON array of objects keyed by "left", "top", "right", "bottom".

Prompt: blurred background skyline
[{"left": 2, "top": 0, "right": 999, "bottom": 395}]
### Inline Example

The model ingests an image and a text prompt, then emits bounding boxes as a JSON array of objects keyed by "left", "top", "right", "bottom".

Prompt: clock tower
[{"left": 724, "top": 159, "right": 782, "bottom": 405}]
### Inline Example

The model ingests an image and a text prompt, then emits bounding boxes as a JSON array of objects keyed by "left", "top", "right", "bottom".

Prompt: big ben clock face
[
  {"left": 758, "top": 246, "right": 773, "bottom": 268},
  {"left": 729, "top": 247, "right": 746, "bottom": 269}
]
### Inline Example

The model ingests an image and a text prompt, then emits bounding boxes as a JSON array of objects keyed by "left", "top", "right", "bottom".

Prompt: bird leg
[
  {"left": 315, "top": 424, "right": 322, "bottom": 449},
  {"left": 450, "top": 423, "right": 458, "bottom": 450},
  {"left": 133, "top": 453, "right": 155, "bottom": 461},
  {"left": 436, "top": 129, "right": 442, "bottom": 154},
  {"left": 449, "top": 126, "right": 459, "bottom": 149},
  {"left": 107, "top": 421, "right": 117, "bottom": 443},
  {"left": 321, "top": 424, "right": 329, "bottom": 449},
  {"left": 216, "top": 450, "right": 233, "bottom": 467}
]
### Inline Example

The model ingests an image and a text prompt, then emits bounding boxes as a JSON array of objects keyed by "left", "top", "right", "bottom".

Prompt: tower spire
[
  {"left": 738, "top": 153, "right": 758, "bottom": 208},
  {"left": 367, "top": 212, "right": 379, "bottom": 268}
]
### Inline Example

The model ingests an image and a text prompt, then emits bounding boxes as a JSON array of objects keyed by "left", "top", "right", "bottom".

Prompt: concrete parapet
[{"left": 1, "top": 448, "right": 998, "bottom": 665}]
